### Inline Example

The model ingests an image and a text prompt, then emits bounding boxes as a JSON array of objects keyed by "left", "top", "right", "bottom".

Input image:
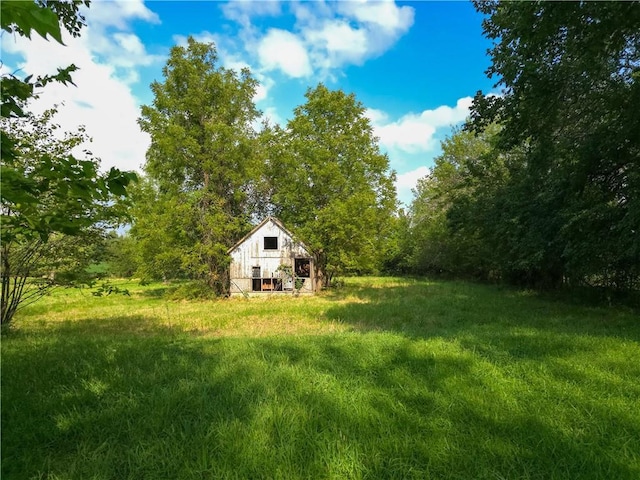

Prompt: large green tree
[
  {"left": 407, "top": 124, "right": 506, "bottom": 277},
  {"left": 1, "top": 108, "right": 135, "bottom": 324},
  {"left": 136, "top": 38, "right": 261, "bottom": 293},
  {"left": 1, "top": 1, "right": 136, "bottom": 325},
  {"left": 266, "top": 85, "right": 397, "bottom": 289},
  {"left": 468, "top": 1, "right": 640, "bottom": 289}
]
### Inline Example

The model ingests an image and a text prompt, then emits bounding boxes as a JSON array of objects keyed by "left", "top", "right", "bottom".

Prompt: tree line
[
  {"left": 2, "top": 1, "right": 638, "bottom": 325},
  {"left": 398, "top": 1, "right": 639, "bottom": 291}
]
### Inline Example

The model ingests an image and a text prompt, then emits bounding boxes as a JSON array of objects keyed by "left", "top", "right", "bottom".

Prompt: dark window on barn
[
  {"left": 252, "top": 266, "right": 261, "bottom": 278},
  {"left": 295, "top": 258, "right": 311, "bottom": 278},
  {"left": 264, "top": 237, "right": 278, "bottom": 250}
]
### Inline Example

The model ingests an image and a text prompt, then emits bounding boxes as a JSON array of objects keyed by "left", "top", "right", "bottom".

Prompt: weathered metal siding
[{"left": 229, "top": 219, "right": 314, "bottom": 295}]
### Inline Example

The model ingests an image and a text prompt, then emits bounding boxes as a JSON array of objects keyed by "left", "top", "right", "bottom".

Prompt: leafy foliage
[
  {"left": 452, "top": 1, "right": 640, "bottom": 289},
  {"left": 90, "top": 280, "right": 130, "bottom": 297},
  {"left": 2, "top": 1, "right": 64, "bottom": 43},
  {"left": 1, "top": 109, "right": 136, "bottom": 324},
  {"left": 405, "top": 125, "right": 504, "bottom": 277},
  {"left": 0, "top": 0, "right": 87, "bottom": 121},
  {"left": 136, "top": 38, "right": 261, "bottom": 294},
  {"left": 103, "top": 233, "right": 139, "bottom": 278},
  {"left": 1, "top": 0, "right": 136, "bottom": 325},
  {"left": 266, "top": 85, "right": 397, "bottom": 287},
  {"left": 1, "top": 110, "right": 135, "bottom": 244}
]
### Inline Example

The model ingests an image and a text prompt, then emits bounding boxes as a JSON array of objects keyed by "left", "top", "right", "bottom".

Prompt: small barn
[{"left": 227, "top": 217, "right": 315, "bottom": 296}]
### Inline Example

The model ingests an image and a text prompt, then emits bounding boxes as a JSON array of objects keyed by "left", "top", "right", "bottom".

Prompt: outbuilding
[{"left": 227, "top": 217, "right": 315, "bottom": 296}]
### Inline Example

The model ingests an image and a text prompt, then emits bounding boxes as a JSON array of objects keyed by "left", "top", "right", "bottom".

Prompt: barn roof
[{"left": 227, "top": 216, "right": 307, "bottom": 254}]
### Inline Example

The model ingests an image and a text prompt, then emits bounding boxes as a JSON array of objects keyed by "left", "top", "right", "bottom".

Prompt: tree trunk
[{"left": 313, "top": 252, "right": 327, "bottom": 292}]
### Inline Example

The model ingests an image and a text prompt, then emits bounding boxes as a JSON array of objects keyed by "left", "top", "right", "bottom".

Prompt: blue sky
[{"left": 1, "top": 0, "right": 496, "bottom": 205}]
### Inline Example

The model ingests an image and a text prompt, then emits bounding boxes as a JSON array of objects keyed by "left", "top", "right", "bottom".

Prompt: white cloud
[
  {"left": 172, "top": 31, "right": 218, "bottom": 48},
  {"left": 369, "top": 97, "right": 473, "bottom": 153},
  {"left": 290, "top": 2, "right": 333, "bottom": 26},
  {"left": 375, "top": 116, "right": 438, "bottom": 153},
  {"left": 253, "top": 82, "right": 269, "bottom": 103},
  {"left": 305, "top": 0, "right": 414, "bottom": 73},
  {"left": 221, "top": 0, "right": 415, "bottom": 78},
  {"left": 299, "top": 1, "right": 415, "bottom": 75},
  {"left": 262, "top": 106, "right": 284, "bottom": 126},
  {"left": 337, "top": 0, "right": 414, "bottom": 33},
  {"left": 112, "top": 33, "right": 158, "bottom": 65},
  {"left": 257, "top": 29, "right": 312, "bottom": 78},
  {"left": 396, "top": 166, "right": 431, "bottom": 206},
  {"left": 3, "top": 0, "right": 160, "bottom": 173},
  {"left": 304, "top": 20, "right": 368, "bottom": 68},
  {"left": 256, "top": 73, "right": 276, "bottom": 105},
  {"left": 252, "top": 105, "right": 285, "bottom": 132},
  {"left": 221, "top": 0, "right": 282, "bottom": 28},
  {"left": 367, "top": 97, "right": 474, "bottom": 205},
  {"left": 16, "top": 34, "right": 150, "bottom": 172},
  {"left": 365, "top": 108, "right": 389, "bottom": 124},
  {"left": 88, "top": 0, "right": 160, "bottom": 29},
  {"left": 396, "top": 166, "right": 431, "bottom": 191}
]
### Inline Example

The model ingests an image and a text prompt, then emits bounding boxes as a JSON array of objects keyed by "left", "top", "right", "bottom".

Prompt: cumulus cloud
[
  {"left": 338, "top": 0, "right": 413, "bottom": 30},
  {"left": 364, "top": 108, "right": 389, "bottom": 125},
  {"left": 367, "top": 98, "right": 474, "bottom": 205},
  {"left": 3, "top": 0, "right": 160, "bottom": 172},
  {"left": 221, "top": 0, "right": 415, "bottom": 79},
  {"left": 298, "top": 0, "right": 414, "bottom": 74},
  {"left": 257, "top": 29, "right": 312, "bottom": 78},
  {"left": 304, "top": 20, "right": 369, "bottom": 69},
  {"left": 330, "top": 0, "right": 415, "bottom": 57},
  {"left": 368, "top": 97, "right": 473, "bottom": 153},
  {"left": 89, "top": 0, "right": 160, "bottom": 29},
  {"left": 221, "top": 0, "right": 282, "bottom": 28},
  {"left": 263, "top": 106, "right": 284, "bottom": 126}
]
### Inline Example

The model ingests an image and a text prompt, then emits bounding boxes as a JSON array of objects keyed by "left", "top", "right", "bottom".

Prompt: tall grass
[{"left": 2, "top": 278, "right": 639, "bottom": 479}]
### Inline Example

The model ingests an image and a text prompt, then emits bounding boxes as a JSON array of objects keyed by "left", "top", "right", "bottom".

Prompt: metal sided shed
[{"left": 227, "top": 217, "right": 315, "bottom": 296}]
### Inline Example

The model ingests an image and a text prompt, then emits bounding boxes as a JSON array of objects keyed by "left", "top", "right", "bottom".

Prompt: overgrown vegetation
[
  {"left": 131, "top": 49, "right": 398, "bottom": 292},
  {"left": 1, "top": 1, "right": 136, "bottom": 325},
  {"left": 398, "top": 1, "right": 639, "bottom": 291},
  {"left": 135, "top": 38, "right": 261, "bottom": 294},
  {"left": 2, "top": 277, "right": 639, "bottom": 479},
  {"left": 3, "top": 4, "right": 637, "bottom": 476},
  {"left": 265, "top": 85, "right": 397, "bottom": 288}
]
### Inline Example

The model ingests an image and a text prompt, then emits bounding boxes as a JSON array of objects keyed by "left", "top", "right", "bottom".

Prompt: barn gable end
[{"left": 227, "top": 217, "right": 315, "bottom": 296}]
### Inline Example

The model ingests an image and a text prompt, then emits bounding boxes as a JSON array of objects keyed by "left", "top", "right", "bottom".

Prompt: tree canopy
[
  {"left": 460, "top": 1, "right": 640, "bottom": 289},
  {"left": 15, "top": 1, "right": 631, "bottom": 299},
  {"left": 266, "top": 84, "right": 397, "bottom": 288},
  {"left": 1, "top": 0, "right": 136, "bottom": 325},
  {"left": 136, "top": 38, "right": 261, "bottom": 293},
  {"left": 396, "top": 2, "right": 640, "bottom": 292}
]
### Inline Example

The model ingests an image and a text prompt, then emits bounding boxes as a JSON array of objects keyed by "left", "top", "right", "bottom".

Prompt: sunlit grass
[{"left": 2, "top": 277, "right": 639, "bottom": 479}]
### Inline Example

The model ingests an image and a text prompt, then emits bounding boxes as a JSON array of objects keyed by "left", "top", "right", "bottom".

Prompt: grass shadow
[
  {"left": 2, "top": 278, "right": 640, "bottom": 479},
  {"left": 323, "top": 278, "right": 640, "bottom": 342},
  {"left": 3, "top": 313, "right": 639, "bottom": 479}
]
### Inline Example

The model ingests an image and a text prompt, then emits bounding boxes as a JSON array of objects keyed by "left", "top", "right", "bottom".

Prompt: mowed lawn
[{"left": 2, "top": 278, "right": 639, "bottom": 479}]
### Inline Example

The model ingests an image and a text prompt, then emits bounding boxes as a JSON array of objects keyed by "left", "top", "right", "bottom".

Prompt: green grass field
[{"left": 2, "top": 277, "right": 639, "bottom": 479}]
